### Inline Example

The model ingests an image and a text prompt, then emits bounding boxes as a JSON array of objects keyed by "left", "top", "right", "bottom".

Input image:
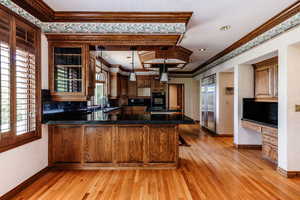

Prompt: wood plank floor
[{"left": 11, "top": 125, "right": 300, "bottom": 200}]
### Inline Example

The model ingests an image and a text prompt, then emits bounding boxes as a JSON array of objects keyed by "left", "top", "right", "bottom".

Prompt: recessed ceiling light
[
  {"left": 220, "top": 25, "right": 231, "bottom": 31},
  {"left": 198, "top": 48, "right": 206, "bottom": 52}
]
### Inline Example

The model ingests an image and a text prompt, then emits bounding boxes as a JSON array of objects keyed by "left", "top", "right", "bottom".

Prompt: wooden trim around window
[{"left": 0, "top": 5, "right": 42, "bottom": 154}]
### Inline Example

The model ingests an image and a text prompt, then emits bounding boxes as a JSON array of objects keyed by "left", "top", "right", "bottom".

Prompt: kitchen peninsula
[{"left": 46, "top": 111, "right": 194, "bottom": 169}]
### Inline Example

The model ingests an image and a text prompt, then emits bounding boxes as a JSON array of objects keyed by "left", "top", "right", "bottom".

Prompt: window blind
[
  {"left": 15, "top": 47, "right": 36, "bottom": 135},
  {"left": 0, "top": 11, "right": 11, "bottom": 134}
]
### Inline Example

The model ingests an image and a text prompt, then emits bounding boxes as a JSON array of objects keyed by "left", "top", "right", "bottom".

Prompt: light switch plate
[{"left": 296, "top": 105, "right": 300, "bottom": 112}]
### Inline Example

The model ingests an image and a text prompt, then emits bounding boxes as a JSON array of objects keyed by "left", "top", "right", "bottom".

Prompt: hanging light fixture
[
  {"left": 129, "top": 47, "right": 136, "bottom": 81},
  {"left": 160, "top": 58, "right": 168, "bottom": 82},
  {"left": 96, "top": 46, "right": 106, "bottom": 81}
]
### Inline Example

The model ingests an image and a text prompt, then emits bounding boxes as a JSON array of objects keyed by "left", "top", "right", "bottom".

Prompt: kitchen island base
[{"left": 48, "top": 124, "right": 179, "bottom": 169}]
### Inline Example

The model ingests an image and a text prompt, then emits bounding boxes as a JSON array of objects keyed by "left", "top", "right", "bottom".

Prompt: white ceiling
[
  {"left": 45, "top": 0, "right": 297, "bottom": 72},
  {"left": 100, "top": 51, "right": 142, "bottom": 70}
]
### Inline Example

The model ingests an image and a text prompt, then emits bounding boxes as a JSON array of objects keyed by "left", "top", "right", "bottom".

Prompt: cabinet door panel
[
  {"left": 128, "top": 81, "right": 137, "bottom": 97},
  {"left": 51, "top": 126, "right": 82, "bottom": 163},
  {"left": 84, "top": 126, "right": 113, "bottom": 163},
  {"left": 149, "top": 126, "right": 177, "bottom": 163},
  {"left": 116, "top": 126, "right": 145, "bottom": 163},
  {"left": 255, "top": 66, "right": 272, "bottom": 98}
]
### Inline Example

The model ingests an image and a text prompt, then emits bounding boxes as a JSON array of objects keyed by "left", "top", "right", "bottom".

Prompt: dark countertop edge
[
  {"left": 241, "top": 118, "right": 278, "bottom": 129},
  {"left": 46, "top": 120, "right": 195, "bottom": 125}
]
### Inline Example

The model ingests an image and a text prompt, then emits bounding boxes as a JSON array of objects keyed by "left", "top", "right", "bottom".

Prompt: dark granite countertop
[
  {"left": 44, "top": 110, "right": 195, "bottom": 125},
  {"left": 241, "top": 118, "right": 278, "bottom": 128}
]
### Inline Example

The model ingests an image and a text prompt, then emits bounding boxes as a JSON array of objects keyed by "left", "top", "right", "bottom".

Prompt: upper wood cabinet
[
  {"left": 253, "top": 57, "right": 278, "bottom": 101},
  {"left": 151, "top": 79, "right": 166, "bottom": 92},
  {"left": 128, "top": 80, "right": 137, "bottom": 97},
  {"left": 110, "top": 72, "right": 121, "bottom": 99},
  {"left": 137, "top": 78, "right": 151, "bottom": 88},
  {"left": 48, "top": 43, "right": 91, "bottom": 101}
]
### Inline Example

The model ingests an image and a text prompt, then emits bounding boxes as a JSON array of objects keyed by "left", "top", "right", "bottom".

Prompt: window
[
  {"left": 0, "top": 8, "right": 41, "bottom": 153},
  {"left": 94, "top": 83, "right": 104, "bottom": 105}
]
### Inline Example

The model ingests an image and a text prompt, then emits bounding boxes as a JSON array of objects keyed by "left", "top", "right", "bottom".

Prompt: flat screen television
[{"left": 242, "top": 98, "right": 278, "bottom": 126}]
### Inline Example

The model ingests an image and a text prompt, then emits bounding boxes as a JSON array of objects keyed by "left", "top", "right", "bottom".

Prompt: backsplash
[{"left": 43, "top": 101, "right": 88, "bottom": 115}]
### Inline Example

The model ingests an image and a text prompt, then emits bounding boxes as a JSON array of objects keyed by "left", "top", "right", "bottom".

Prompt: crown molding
[
  {"left": 10, "top": 0, "right": 192, "bottom": 24},
  {"left": 52, "top": 12, "right": 193, "bottom": 24},
  {"left": 10, "top": 0, "right": 54, "bottom": 21}
]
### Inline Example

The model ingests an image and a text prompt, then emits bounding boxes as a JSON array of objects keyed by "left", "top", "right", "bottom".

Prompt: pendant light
[
  {"left": 160, "top": 58, "right": 168, "bottom": 82},
  {"left": 96, "top": 46, "right": 105, "bottom": 81},
  {"left": 129, "top": 47, "right": 136, "bottom": 81}
]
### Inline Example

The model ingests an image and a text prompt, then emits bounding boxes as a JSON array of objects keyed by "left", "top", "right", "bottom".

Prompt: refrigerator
[{"left": 201, "top": 74, "right": 216, "bottom": 132}]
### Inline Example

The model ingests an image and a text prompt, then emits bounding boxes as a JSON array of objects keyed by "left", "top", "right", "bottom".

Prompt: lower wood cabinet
[
  {"left": 116, "top": 126, "right": 146, "bottom": 164},
  {"left": 84, "top": 126, "right": 113, "bottom": 163},
  {"left": 149, "top": 125, "right": 177, "bottom": 163},
  {"left": 241, "top": 120, "right": 278, "bottom": 164},
  {"left": 50, "top": 126, "right": 83, "bottom": 163},
  {"left": 48, "top": 124, "right": 179, "bottom": 169}
]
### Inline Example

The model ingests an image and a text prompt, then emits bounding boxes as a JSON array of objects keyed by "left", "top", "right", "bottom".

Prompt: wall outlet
[{"left": 296, "top": 105, "right": 300, "bottom": 112}]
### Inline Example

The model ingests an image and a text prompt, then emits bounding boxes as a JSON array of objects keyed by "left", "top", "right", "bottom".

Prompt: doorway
[{"left": 168, "top": 84, "right": 184, "bottom": 112}]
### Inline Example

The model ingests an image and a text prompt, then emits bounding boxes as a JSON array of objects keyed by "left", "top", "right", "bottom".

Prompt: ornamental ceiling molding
[
  {"left": 194, "top": 12, "right": 300, "bottom": 76},
  {"left": 0, "top": 0, "right": 186, "bottom": 34}
]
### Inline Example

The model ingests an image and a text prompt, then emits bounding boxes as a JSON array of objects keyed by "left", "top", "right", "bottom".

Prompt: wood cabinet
[
  {"left": 49, "top": 124, "right": 179, "bottom": 169},
  {"left": 137, "top": 79, "right": 151, "bottom": 88},
  {"left": 122, "top": 106, "right": 147, "bottom": 115},
  {"left": 253, "top": 57, "right": 278, "bottom": 101},
  {"left": 110, "top": 73, "right": 121, "bottom": 99},
  {"left": 120, "top": 75, "right": 128, "bottom": 96},
  {"left": 48, "top": 43, "right": 91, "bottom": 101},
  {"left": 84, "top": 126, "right": 113, "bottom": 163},
  {"left": 116, "top": 126, "right": 146, "bottom": 164},
  {"left": 151, "top": 79, "right": 166, "bottom": 92},
  {"left": 241, "top": 120, "right": 278, "bottom": 164},
  {"left": 262, "top": 127, "right": 278, "bottom": 163},
  {"left": 128, "top": 80, "right": 137, "bottom": 97},
  {"left": 49, "top": 126, "right": 83, "bottom": 163},
  {"left": 149, "top": 125, "right": 177, "bottom": 163}
]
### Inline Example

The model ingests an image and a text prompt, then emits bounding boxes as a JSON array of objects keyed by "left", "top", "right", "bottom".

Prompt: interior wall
[
  {"left": 234, "top": 65, "right": 261, "bottom": 145},
  {"left": 278, "top": 44, "right": 300, "bottom": 171},
  {"left": 216, "top": 72, "right": 234, "bottom": 135},
  {"left": 0, "top": 34, "right": 49, "bottom": 197},
  {"left": 169, "top": 78, "right": 200, "bottom": 120},
  {"left": 195, "top": 24, "right": 300, "bottom": 172}
]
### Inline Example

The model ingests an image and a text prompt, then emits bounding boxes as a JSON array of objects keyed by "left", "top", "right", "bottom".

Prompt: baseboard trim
[
  {"left": 234, "top": 144, "right": 262, "bottom": 150},
  {"left": 277, "top": 167, "right": 300, "bottom": 178},
  {"left": 0, "top": 167, "right": 49, "bottom": 200}
]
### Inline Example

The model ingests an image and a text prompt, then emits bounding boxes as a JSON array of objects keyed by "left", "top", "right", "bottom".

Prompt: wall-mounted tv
[{"left": 242, "top": 98, "right": 278, "bottom": 126}]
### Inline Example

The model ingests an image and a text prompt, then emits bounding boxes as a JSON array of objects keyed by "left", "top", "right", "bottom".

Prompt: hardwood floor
[{"left": 11, "top": 125, "right": 300, "bottom": 200}]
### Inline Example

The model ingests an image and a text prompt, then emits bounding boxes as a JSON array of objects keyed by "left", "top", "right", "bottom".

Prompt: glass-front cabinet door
[{"left": 49, "top": 44, "right": 88, "bottom": 101}]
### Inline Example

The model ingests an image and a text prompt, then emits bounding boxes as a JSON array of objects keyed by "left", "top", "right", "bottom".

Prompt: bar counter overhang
[{"left": 45, "top": 111, "right": 194, "bottom": 169}]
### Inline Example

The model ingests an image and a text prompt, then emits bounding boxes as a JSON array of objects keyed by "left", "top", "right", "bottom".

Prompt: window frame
[{"left": 0, "top": 5, "right": 41, "bottom": 153}]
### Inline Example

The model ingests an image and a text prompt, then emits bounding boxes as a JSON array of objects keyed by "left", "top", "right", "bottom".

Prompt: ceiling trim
[
  {"left": 10, "top": 0, "right": 192, "bottom": 24},
  {"left": 52, "top": 12, "right": 193, "bottom": 24},
  {"left": 10, "top": 0, "right": 54, "bottom": 21},
  {"left": 1, "top": 0, "right": 186, "bottom": 34},
  {"left": 191, "top": 1, "right": 300, "bottom": 75}
]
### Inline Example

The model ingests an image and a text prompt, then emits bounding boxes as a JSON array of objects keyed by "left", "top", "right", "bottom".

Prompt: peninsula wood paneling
[
  {"left": 115, "top": 126, "right": 146, "bottom": 164},
  {"left": 50, "top": 126, "right": 82, "bottom": 163},
  {"left": 149, "top": 125, "right": 177, "bottom": 163},
  {"left": 84, "top": 126, "right": 113, "bottom": 163}
]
